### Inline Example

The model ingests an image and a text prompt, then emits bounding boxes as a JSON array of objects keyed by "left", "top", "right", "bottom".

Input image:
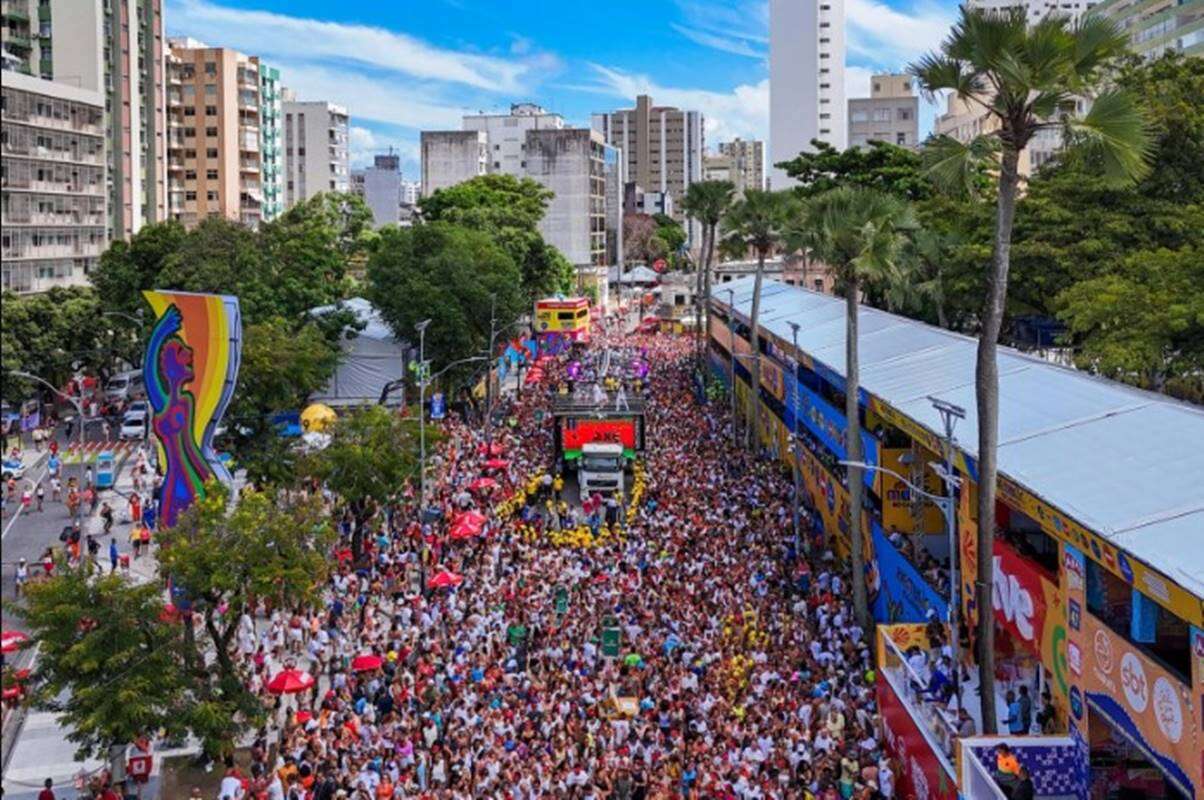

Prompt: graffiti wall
[{"left": 142, "top": 290, "right": 242, "bottom": 528}]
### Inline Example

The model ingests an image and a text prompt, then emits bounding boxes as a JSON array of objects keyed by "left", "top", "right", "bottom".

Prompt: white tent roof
[
  {"left": 714, "top": 277, "right": 1204, "bottom": 595},
  {"left": 309, "top": 298, "right": 409, "bottom": 407}
]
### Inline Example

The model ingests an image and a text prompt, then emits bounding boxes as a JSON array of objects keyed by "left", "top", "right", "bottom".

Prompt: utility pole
[
  {"left": 788, "top": 321, "right": 803, "bottom": 557},
  {"left": 929, "top": 394, "right": 966, "bottom": 709},
  {"left": 484, "top": 294, "right": 497, "bottom": 445},
  {"left": 415, "top": 319, "right": 431, "bottom": 597},
  {"left": 725, "top": 289, "right": 737, "bottom": 447}
]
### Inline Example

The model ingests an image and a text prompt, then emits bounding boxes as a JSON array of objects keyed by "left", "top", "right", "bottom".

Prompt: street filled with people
[{"left": 207, "top": 320, "right": 893, "bottom": 800}]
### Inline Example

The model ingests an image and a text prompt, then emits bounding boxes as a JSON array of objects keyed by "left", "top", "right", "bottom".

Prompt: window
[
  {"left": 897, "top": 109, "right": 912, "bottom": 121},
  {"left": 206, "top": 148, "right": 218, "bottom": 158},
  {"left": 873, "top": 82, "right": 881, "bottom": 92},
  {"left": 183, "top": 107, "right": 195, "bottom": 117},
  {"left": 184, "top": 169, "right": 196, "bottom": 180},
  {"left": 183, "top": 127, "right": 196, "bottom": 138},
  {"left": 185, "top": 190, "right": 196, "bottom": 201},
  {"left": 851, "top": 110, "right": 869, "bottom": 123},
  {"left": 897, "top": 132, "right": 907, "bottom": 145},
  {"left": 204, "top": 61, "right": 217, "bottom": 75},
  {"left": 204, "top": 84, "right": 217, "bottom": 96},
  {"left": 206, "top": 169, "right": 218, "bottom": 179},
  {"left": 206, "top": 190, "right": 218, "bottom": 201},
  {"left": 205, "top": 126, "right": 218, "bottom": 137},
  {"left": 1086, "top": 559, "right": 1190, "bottom": 683},
  {"left": 205, "top": 105, "right": 216, "bottom": 116},
  {"left": 184, "top": 149, "right": 196, "bottom": 158}
]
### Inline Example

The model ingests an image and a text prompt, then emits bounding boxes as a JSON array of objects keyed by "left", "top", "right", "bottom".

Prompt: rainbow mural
[{"left": 142, "top": 290, "right": 242, "bottom": 528}]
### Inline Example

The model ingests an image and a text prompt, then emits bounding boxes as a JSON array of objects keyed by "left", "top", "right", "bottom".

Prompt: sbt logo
[{"left": 992, "top": 555, "right": 1036, "bottom": 641}]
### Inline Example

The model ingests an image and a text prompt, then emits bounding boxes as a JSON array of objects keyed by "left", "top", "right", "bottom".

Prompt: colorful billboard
[
  {"left": 561, "top": 419, "right": 638, "bottom": 455},
  {"left": 877, "top": 673, "right": 959, "bottom": 800},
  {"left": 1079, "top": 615, "right": 1201, "bottom": 797},
  {"left": 143, "top": 290, "right": 242, "bottom": 528},
  {"left": 872, "top": 523, "right": 950, "bottom": 624}
]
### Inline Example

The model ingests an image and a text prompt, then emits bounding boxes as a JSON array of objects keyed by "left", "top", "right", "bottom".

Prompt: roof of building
[{"left": 714, "top": 276, "right": 1204, "bottom": 596}]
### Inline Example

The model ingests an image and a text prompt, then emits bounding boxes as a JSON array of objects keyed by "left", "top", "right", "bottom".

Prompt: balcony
[
  {"left": 3, "top": 7, "right": 32, "bottom": 24},
  {"left": 4, "top": 33, "right": 32, "bottom": 50},
  {"left": 239, "top": 158, "right": 259, "bottom": 173}
]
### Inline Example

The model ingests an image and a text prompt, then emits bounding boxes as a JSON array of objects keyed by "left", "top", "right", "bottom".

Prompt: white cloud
[
  {"left": 276, "top": 62, "right": 468, "bottom": 131},
  {"left": 671, "top": 0, "right": 768, "bottom": 58},
  {"left": 845, "top": 0, "right": 955, "bottom": 66},
  {"left": 168, "top": 0, "right": 547, "bottom": 94},
  {"left": 586, "top": 65, "right": 769, "bottom": 146}
]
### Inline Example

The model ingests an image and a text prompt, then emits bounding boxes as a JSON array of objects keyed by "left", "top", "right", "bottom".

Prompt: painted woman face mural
[{"left": 142, "top": 291, "right": 242, "bottom": 529}]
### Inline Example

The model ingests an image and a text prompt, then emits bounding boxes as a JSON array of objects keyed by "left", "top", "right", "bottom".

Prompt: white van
[{"left": 105, "top": 370, "right": 145, "bottom": 402}]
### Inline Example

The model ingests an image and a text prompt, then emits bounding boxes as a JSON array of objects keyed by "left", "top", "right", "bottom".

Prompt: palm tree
[
  {"left": 682, "top": 180, "right": 736, "bottom": 365},
  {"left": 912, "top": 7, "right": 1149, "bottom": 733},
  {"left": 722, "top": 189, "right": 796, "bottom": 449},
  {"left": 788, "top": 187, "right": 917, "bottom": 630}
]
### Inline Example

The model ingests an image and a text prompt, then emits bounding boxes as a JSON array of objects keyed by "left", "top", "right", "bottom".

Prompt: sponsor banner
[
  {"left": 560, "top": 419, "right": 637, "bottom": 452},
  {"left": 1081, "top": 614, "right": 1201, "bottom": 797},
  {"left": 879, "top": 447, "right": 944, "bottom": 535},
  {"left": 796, "top": 438, "right": 874, "bottom": 569},
  {"left": 759, "top": 357, "right": 785, "bottom": 403},
  {"left": 786, "top": 376, "right": 878, "bottom": 489},
  {"left": 872, "top": 523, "right": 950, "bottom": 624},
  {"left": 868, "top": 396, "right": 978, "bottom": 483},
  {"left": 877, "top": 674, "right": 958, "bottom": 800},
  {"left": 998, "top": 475, "right": 1203, "bottom": 629}
]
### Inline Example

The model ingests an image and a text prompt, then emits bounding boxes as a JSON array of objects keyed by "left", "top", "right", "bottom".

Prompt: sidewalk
[{"left": 1, "top": 449, "right": 171, "bottom": 798}]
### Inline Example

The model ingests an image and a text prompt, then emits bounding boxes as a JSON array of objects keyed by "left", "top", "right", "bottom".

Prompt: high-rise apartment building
[
  {"left": 421, "top": 104, "right": 616, "bottom": 274},
  {"left": 590, "top": 95, "right": 704, "bottom": 245},
  {"left": 1, "top": 70, "right": 107, "bottom": 293},
  {"left": 166, "top": 39, "right": 267, "bottom": 228},
  {"left": 361, "top": 149, "right": 403, "bottom": 228},
  {"left": 769, "top": 0, "right": 846, "bottom": 187},
  {"left": 710, "top": 138, "right": 765, "bottom": 193},
  {"left": 282, "top": 93, "right": 350, "bottom": 207},
  {"left": 969, "top": 0, "right": 1099, "bottom": 22},
  {"left": 848, "top": 74, "right": 919, "bottom": 150},
  {"left": 400, "top": 180, "right": 420, "bottom": 207},
  {"left": 1, "top": 0, "right": 166, "bottom": 241},
  {"left": 258, "top": 63, "right": 284, "bottom": 221},
  {"left": 1091, "top": 0, "right": 1203, "bottom": 56}
]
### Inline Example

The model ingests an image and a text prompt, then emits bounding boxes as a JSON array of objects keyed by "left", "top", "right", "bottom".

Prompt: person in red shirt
[{"left": 37, "top": 777, "right": 56, "bottom": 800}]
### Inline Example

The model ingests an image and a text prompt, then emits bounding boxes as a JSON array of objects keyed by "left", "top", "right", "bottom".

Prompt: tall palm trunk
[
  {"left": 703, "top": 224, "right": 715, "bottom": 363},
  {"left": 694, "top": 224, "right": 710, "bottom": 366},
  {"left": 746, "top": 249, "right": 766, "bottom": 450},
  {"left": 845, "top": 275, "right": 869, "bottom": 628},
  {"left": 976, "top": 146, "right": 1020, "bottom": 735}
]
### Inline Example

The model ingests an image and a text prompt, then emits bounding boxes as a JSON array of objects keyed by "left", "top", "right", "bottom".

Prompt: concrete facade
[
  {"left": 523, "top": 127, "right": 607, "bottom": 268},
  {"left": 419, "top": 130, "right": 487, "bottom": 197},
  {"left": 715, "top": 138, "right": 764, "bottom": 193},
  {"left": 283, "top": 95, "right": 350, "bottom": 207},
  {"left": 1091, "top": 0, "right": 1203, "bottom": 56},
  {"left": 848, "top": 74, "right": 920, "bottom": 150},
  {"left": 361, "top": 150, "right": 402, "bottom": 228},
  {"left": 1, "top": 70, "right": 107, "bottom": 292},
  {"left": 590, "top": 94, "right": 704, "bottom": 245},
  {"left": 462, "top": 102, "right": 564, "bottom": 175},
  {"left": 769, "top": 0, "right": 846, "bottom": 187},
  {"left": 166, "top": 40, "right": 267, "bottom": 228}
]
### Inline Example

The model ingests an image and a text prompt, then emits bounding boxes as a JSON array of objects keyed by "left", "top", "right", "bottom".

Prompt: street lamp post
[
  {"left": 839, "top": 396, "right": 966, "bottom": 704},
  {"left": 13, "top": 370, "right": 85, "bottom": 532},
  {"left": 414, "top": 319, "right": 431, "bottom": 596},
  {"left": 724, "top": 289, "right": 737, "bottom": 446},
  {"left": 788, "top": 321, "right": 803, "bottom": 557}
]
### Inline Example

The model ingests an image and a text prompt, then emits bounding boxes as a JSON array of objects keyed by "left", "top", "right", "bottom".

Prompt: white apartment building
[
  {"left": 848, "top": 74, "right": 920, "bottom": 150},
  {"left": 1, "top": 71, "right": 107, "bottom": 293},
  {"left": 969, "top": 0, "right": 1099, "bottom": 22},
  {"left": 360, "top": 150, "right": 402, "bottom": 228},
  {"left": 282, "top": 93, "right": 349, "bottom": 207},
  {"left": 400, "top": 180, "right": 420, "bottom": 206},
  {"left": 769, "top": 0, "right": 846, "bottom": 187},
  {"left": 590, "top": 95, "right": 704, "bottom": 246},
  {"left": 420, "top": 105, "right": 616, "bottom": 275}
]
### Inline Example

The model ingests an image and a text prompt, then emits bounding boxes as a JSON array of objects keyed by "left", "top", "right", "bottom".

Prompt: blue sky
[{"left": 165, "top": 0, "right": 957, "bottom": 179}]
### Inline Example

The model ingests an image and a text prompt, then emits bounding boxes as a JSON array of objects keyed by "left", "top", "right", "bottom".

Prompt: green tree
[
  {"left": 367, "top": 223, "right": 525, "bottom": 373},
  {"left": 419, "top": 174, "right": 573, "bottom": 298},
  {"left": 301, "top": 405, "right": 434, "bottom": 560},
  {"left": 225, "top": 318, "right": 340, "bottom": 487},
  {"left": 681, "top": 180, "right": 737, "bottom": 362},
  {"left": 788, "top": 187, "right": 916, "bottom": 629},
  {"left": 652, "top": 213, "right": 687, "bottom": 261},
  {"left": 91, "top": 221, "right": 188, "bottom": 321},
  {"left": 1058, "top": 246, "right": 1204, "bottom": 396},
  {"left": 156, "top": 485, "right": 334, "bottom": 757},
  {"left": 154, "top": 217, "right": 275, "bottom": 320},
  {"left": 20, "top": 570, "right": 187, "bottom": 762},
  {"left": 912, "top": 6, "right": 1150, "bottom": 733},
  {"left": 1, "top": 287, "right": 112, "bottom": 401},
  {"left": 777, "top": 140, "right": 944, "bottom": 201},
  {"left": 721, "top": 190, "right": 798, "bottom": 448}
]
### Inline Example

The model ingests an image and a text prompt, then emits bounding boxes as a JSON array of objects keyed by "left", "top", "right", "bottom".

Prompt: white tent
[{"left": 309, "top": 298, "right": 409, "bottom": 407}]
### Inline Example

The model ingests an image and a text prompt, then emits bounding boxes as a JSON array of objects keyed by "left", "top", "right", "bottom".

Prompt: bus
[{"left": 534, "top": 297, "right": 590, "bottom": 350}]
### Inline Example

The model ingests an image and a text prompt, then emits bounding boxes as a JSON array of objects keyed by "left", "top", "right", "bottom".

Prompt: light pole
[
  {"left": 839, "top": 397, "right": 966, "bottom": 703},
  {"left": 414, "top": 319, "right": 432, "bottom": 599},
  {"left": 788, "top": 321, "right": 803, "bottom": 557},
  {"left": 724, "top": 289, "right": 737, "bottom": 446},
  {"left": 13, "top": 370, "right": 84, "bottom": 532}
]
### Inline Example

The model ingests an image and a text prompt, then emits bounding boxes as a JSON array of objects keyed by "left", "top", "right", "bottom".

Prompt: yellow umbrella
[{"left": 301, "top": 403, "right": 337, "bottom": 433}]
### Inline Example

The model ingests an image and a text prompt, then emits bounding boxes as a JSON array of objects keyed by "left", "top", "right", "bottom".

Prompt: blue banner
[
  {"left": 785, "top": 375, "right": 878, "bottom": 488},
  {"left": 430, "top": 392, "right": 446, "bottom": 420},
  {"left": 1131, "top": 588, "right": 1158, "bottom": 643},
  {"left": 871, "top": 522, "right": 950, "bottom": 624}
]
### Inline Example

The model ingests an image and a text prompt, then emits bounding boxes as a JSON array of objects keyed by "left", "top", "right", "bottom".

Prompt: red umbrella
[
  {"left": 267, "top": 668, "right": 315, "bottom": 695},
  {"left": 351, "top": 654, "right": 384, "bottom": 672},
  {"left": 427, "top": 570, "right": 463, "bottom": 589},
  {"left": 469, "top": 477, "right": 498, "bottom": 492},
  {"left": 456, "top": 510, "right": 487, "bottom": 528},
  {"left": 483, "top": 458, "right": 509, "bottom": 470},
  {"left": 295, "top": 710, "right": 314, "bottom": 725},
  {"left": 448, "top": 522, "right": 478, "bottom": 541},
  {"left": 1, "top": 630, "right": 29, "bottom": 655}
]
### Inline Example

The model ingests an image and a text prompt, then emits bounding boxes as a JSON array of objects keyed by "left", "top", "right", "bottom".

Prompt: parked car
[
  {"left": 125, "top": 400, "right": 150, "bottom": 417},
  {"left": 119, "top": 410, "right": 148, "bottom": 440},
  {"left": 105, "top": 370, "right": 145, "bottom": 403},
  {"left": 2, "top": 458, "right": 26, "bottom": 482}
]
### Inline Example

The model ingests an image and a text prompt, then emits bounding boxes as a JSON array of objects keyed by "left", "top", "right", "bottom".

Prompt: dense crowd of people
[{"left": 211, "top": 319, "right": 894, "bottom": 800}]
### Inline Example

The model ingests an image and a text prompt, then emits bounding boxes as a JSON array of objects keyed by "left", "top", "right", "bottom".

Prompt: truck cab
[{"left": 579, "top": 442, "right": 626, "bottom": 495}]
